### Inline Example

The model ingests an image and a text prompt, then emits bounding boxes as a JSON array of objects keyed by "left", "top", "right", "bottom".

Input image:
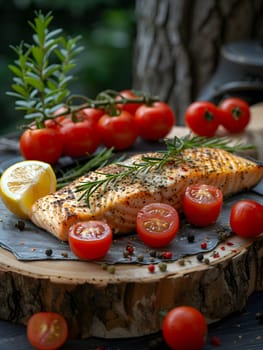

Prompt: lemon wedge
[{"left": 0, "top": 160, "right": 56, "bottom": 218}]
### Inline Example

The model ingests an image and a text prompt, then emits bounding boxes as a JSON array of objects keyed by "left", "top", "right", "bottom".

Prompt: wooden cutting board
[{"left": 0, "top": 104, "right": 262, "bottom": 339}]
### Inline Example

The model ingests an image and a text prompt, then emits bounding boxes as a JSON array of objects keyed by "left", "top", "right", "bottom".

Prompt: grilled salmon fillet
[{"left": 30, "top": 147, "right": 263, "bottom": 241}]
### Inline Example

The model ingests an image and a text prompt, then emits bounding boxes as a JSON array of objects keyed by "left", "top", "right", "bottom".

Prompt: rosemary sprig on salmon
[{"left": 75, "top": 135, "right": 255, "bottom": 207}]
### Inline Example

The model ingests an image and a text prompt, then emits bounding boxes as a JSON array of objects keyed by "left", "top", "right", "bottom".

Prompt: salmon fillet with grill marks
[{"left": 30, "top": 147, "right": 263, "bottom": 241}]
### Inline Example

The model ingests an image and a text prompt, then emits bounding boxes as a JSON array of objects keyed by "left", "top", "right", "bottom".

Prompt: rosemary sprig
[
  {"left": 76, "top": 135, "right": 255, "bottom": 207},
  {"left": 7, "top": 10, "right": 83, "bottom": 126},
  {"left": 56, "top": 147, "right": 115, "bottom": 189}
]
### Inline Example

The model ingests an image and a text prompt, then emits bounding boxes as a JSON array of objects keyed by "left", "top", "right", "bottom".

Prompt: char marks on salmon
[{"left": 30, "top": 147, "right": 263, "bottom": 241}]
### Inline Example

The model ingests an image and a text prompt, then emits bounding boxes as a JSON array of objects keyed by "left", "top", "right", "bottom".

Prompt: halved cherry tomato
[
  {"left": 230, "top": 199, "right": 263, "bottom": 238},
  {"left": 183, "top": 184, "right": 223, "bottom": 227},
  {"left": 184, "top": 101, "right": 220, "bottom": 137},
  {"left": 68, "top": 221, "right": 113, "bottom": 260},
  {"left": 116, "top": 89, "right": 143, "bottom": 115},
  {"left": 20, "top": 128, "right": 63, "bottom": 164},
  {"left": 136, "top": 202, "right": 180, "bottom": 248},
  {"left": 27, "top": 312, "right": 68, "bottom": 350},
  {"left": 97, "top": 110, "right": 138, "bottom": 150},
  {"left": 162, "top": 306, "right": 207, "bottom": 350},
  {"left": 134, "top": 102, "right": 175, "bottom": 141},
  {"left": 59, "top": 119, "right": 101, "bottom": 158},
  {"left": 219, "top": 97, "right": 250, "bottom": 133}
]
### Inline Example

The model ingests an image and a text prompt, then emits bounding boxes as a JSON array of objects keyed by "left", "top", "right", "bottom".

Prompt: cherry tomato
[
  {"left": 59, "top": 119, "right": 101, "bottom": 158},
  {"left": 219, "top": 97, "right": 250, "bottom": 133},
  {"left": 134, "top": 102, "right": 175, "bottom": 141},
  {"left": 184, "top": 101, "right": 220, "bottom": 137},
  {"left": 230, "top": 199, "right": 263, "bottom": 238},
  {"left": 162, "top": 306, "right": 207, "bottom": 350},
  {"left": 136, "top": 202, "right": 180, "bottom": 248},
  {"left": 27, "top": 312, "right": 68, "bottom": 350},
  {"left": 97, "top": 110, "right": 138, "bottom": 150},
  {"left": 183, "top": 184, "right": 223, "bottom": 227},
  {"left": 68, "top": 220, "right": 113, "bottom": 260},
  {"left": 20, "top": 128, "right": 63, "bottom": 164},
  {"left": 116, "top": 89, "right": 143, "bottom": 115},
  {"left": 78, "top": 107, "right": 105, "bottom": 123}
]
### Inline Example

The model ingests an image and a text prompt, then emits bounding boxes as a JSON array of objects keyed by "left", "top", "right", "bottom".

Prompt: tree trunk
[{"left": 133, "top": 0, "right": 263, "bottom": 124}]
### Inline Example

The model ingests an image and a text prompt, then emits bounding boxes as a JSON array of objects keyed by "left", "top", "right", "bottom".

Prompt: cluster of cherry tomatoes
[
  {"left": 19, "top": 89, "right": 176, "bottom": 164},
  {"left": 185, "top": 97, "right": 250, "bottom": 137},
  {"left": 67, "top": 182, "right": 263, "bottom": 264}
]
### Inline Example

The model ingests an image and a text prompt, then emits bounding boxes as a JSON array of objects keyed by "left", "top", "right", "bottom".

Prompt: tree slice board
[
  {"left": 0, "top": 225, "right": 262, "bottom": 339},
  {"left": 0, "top": 103, "right": 262, "bottom": 339}
]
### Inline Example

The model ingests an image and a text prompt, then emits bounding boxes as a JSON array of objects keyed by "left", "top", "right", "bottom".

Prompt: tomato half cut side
[
  {"left": 68, "top": 220, "right": 113, "bottom": 260},
  {"left": 136, "top": 202, "right": 180, "bottom": 248},
  {"left": 183, "top": 184, "right": 223, "bottom": 227},
  {"left": 27, "top": 312, "right": 68, "bottom": 350}
]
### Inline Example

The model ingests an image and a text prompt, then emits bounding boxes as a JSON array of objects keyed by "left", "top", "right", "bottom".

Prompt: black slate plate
[{"left": 0, "top": 188, "right": 262, "bottom": 263}]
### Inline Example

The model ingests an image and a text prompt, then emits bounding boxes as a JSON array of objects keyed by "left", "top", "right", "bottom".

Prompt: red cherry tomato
[
  {"left": 162, "top": 306, "right": 207, "bottom": 350},
  {"left": 97, "top": 110, "right": 138, "bottom": 150},
  {"left": 116, "top": 89, "right": 143, "bottom": 115},
  {"left": 68, "top": 220, "right": 113, "bottom": 260},
  {"left": 136, "top": 202, "right": 180, "bottom": 248},
  {"left": 78, "top": 107, "right": 105, "bottom": 124},
  {"left": 134, "top": 102, "right": 175, "bottom": 141},
  {"left": 27, "top": 312, "right": 68, "bottom": 350},
  {"left": 219, "top": 97, "right": 250, "bottom": 133},
  {"left": 230, "top": 199, "right": 263, "bottom": 238},
  {"left": 59, "top": 119, "right": 100, "bottom": 158},
  {"left": 20, "top": 128, "right": 63, "bottom": 164},
  {"left": 183, "top": 184, "right": 223, "bottom": 227},
  {"left": 184, "top": 101, "right": 220, "bottom": 137}
]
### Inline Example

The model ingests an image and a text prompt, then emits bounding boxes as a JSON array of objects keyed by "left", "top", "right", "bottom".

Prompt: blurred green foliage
[{"left": 0, "top": 0, "right": 135, "bottom": 135}]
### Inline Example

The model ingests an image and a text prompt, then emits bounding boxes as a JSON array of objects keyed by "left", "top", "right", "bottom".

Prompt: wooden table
[{"left": 0, "top": 291, "right": 262, "bottom": 349}]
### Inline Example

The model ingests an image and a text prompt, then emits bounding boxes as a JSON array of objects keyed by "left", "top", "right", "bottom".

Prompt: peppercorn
[
  {"left": 200, "top": 242, "right": 207, "bottom": 249},
  {"left": 15, "top": 220, "right": 25, "bottom": 231},
  {"left": 178, "top": 259, "right": 185, "bottom": 266},
  {"left": 61, "top": 252, "right": 68, "bottom": 258},
  {"left": 107, "top": 265, "right": 116, "bottom": 274},
  {"left": 158, "top": 262, "right": 167, "bottom": 272},
  {"left": 187, "top": 234, "right": 195, "bottom": 243},
  {"left": 197, "top": 253, "right": 204, "bottom": 262},
  {"left": 149, "top": 250, "right": 157, "bottom": 258},
  {"left": 45, "top": 249, "right": 53, "bottom": 257},
  {"left": 126, "top": 244, "right": 134, "bottom": 254},
  {"left": 123, "top": 250, "right": 129, "bottom": 258},
  {"left": 148, "top": 264, "right": 155, "bottom": 273},
  {"left": 137, "top": 255, "right": 144, "bottom": 262}
]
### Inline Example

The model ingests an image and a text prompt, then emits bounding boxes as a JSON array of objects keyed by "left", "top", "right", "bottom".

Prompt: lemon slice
[{"left": 0, "top": 160, "right": 56, "bottom": 218}]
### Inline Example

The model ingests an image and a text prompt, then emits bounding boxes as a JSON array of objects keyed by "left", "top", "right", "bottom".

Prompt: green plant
[{"left": 7, "top": 11, "right": 83, "bottom": 127}]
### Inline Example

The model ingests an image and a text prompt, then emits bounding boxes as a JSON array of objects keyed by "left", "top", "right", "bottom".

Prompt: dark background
[{"left": 0, "top": 0, "right": 135, "bottom": 135}]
